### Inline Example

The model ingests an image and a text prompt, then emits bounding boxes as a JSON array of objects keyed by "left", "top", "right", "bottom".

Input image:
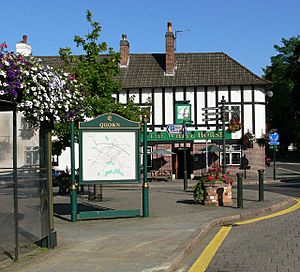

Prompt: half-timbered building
[
  {"left": 39, "top": 22, "right": 270, "bottom": 179},
  {"left": 116, "top": 22, "right": 270, "bottom": 179}
]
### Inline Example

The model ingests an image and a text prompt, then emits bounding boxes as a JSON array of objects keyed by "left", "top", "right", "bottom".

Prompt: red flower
[{"left": 208, "top": 175, "right": 214, "bottom": 181}]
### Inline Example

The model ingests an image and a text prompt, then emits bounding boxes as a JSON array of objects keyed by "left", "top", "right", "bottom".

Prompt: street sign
[
  {"left": 166, "top": 124, "right": 183, "bottom": 134},
  {"left": 269, "top": 132, "right": 279, "bottom": 142},
  {"left": 269, "top": 132, "right": 279, "bottom": 146},
  {"left": 202, "top": 118, "right": 220, "bottom": 121},
  {"left": 202, "top": 112, "right": 220, "bottom": 116},
  {"left": 202, "top": 107, "right": 219, "bottom": 110}
]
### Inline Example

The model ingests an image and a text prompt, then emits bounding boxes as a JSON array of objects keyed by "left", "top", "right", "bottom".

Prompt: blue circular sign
[{"left": 269, "top": 132, "right": 279, "bottom": 142}]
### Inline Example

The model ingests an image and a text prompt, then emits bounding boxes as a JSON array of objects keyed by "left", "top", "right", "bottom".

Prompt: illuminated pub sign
[{"left": 146, "top": 130, "right": 231, "bottom": 142}]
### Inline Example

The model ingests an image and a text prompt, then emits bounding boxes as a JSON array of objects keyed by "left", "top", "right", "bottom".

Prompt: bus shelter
[{"left": 0, "top": 99, "right": 56, "bottom": 262}]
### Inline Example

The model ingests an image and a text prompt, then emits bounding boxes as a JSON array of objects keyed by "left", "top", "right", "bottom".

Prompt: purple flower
[{"left": 11, "top": 89, "right": 18, "bottom": 97}]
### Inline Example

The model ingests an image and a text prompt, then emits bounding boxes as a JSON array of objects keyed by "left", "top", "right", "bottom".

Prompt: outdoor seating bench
[{"left": 148, "top": 170, "right": 172, "bottom": 182}]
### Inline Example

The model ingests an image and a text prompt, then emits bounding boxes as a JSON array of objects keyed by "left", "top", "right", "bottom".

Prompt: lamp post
[
  {"left": 70, "top": 120, "right": 77, "bottom": 222},
  {"left": 142, "top": 115, "right": 149, "bottom": 217}
]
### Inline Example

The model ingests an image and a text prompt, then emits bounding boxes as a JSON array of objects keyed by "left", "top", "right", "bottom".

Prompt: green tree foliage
[
  {"left": 53, "top": 10, "right": 150, "bottom": 155},
  {"left": 264, "top": 36, "right": 300, "bottom": 151}
]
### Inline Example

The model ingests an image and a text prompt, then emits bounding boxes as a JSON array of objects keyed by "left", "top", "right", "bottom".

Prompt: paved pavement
[{"left": 0, "top": 177, "right": 298, "bottom": 272}]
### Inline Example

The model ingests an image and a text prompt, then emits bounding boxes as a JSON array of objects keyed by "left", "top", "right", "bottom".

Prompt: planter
[{"left": 203, "top": 183, "right": 232, "bottom": 206}]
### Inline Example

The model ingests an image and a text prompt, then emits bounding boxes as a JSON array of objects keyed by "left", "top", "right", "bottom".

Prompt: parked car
[{"left": 52, "top": 169, "right": 63, "bottom": 186}]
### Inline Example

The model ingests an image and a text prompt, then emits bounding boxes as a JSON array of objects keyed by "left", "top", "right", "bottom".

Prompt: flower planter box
[{"left": 203, "top": 183, "right": 232, "bottom": 206}]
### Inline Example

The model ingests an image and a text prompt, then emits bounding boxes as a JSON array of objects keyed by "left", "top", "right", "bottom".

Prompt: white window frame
[
  {"left": 24, "top": 146, "right": 39, "bottom": 165},
  {"left": 220, "top": 144, "right": 241, "bottom": 166}
]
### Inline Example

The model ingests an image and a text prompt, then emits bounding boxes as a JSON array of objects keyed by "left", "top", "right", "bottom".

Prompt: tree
[
  {"left": 263, "top": 36, "right": 300, "bottom": 151},
  {"left": 53, "top": 10, "right": 150, "bottom": 155}
]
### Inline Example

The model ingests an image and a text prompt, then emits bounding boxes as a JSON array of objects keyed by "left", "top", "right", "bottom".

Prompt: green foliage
[
  {"left": 54, "top": 10, "right": 151, "bottom": 153},
  {"left": 264, "top": 36, "right": 300, "bottom": 150},
  {"left": 193, "top": 178, "right": 206, "bottom": 204}
]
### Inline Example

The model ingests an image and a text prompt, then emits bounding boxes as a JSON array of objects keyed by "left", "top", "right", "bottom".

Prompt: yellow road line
[
  {"left": 188, "top": 198, "right": 300, "bottom": 272},
  {"left": 188, "top": 226, "right": 232, "bottom": 272},
  {"left": 235, "top": 198, "right": 300, "bottom": 226}
]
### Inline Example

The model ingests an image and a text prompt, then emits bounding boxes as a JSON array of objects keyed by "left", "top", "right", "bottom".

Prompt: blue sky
[{"left": 2, "top": 0, "right": 299, "bottom": 76}]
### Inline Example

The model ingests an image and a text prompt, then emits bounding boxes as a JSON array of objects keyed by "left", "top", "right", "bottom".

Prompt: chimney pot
[
  {"left": 167, "top": 21, "right": 173, "bottom": 33},
  {"left": 22, "top": 35, "right": 28, "bottom": 44}
]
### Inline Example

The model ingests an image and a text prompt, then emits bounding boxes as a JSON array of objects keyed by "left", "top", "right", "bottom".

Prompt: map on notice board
[{"left": 82, "top": 131, "right": 136, "bottom": 181}]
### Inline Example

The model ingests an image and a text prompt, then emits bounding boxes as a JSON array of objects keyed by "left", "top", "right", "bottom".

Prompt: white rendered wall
[
  {"left": 130, "top": 89, "right": 139, "bottom": 103},
  {"left": 218, "top": 86, "right": 229, "bottom": 102},
  {"left": 154, "top": 88, "right": 163, "bottom": 127},
  {"left": 141, "top": 88, "right": 151, "bottom": 103},
  {"left": 243, "top": 105, "right": 253, "bottom": 133},
  {"left": 186, "top": 87, "right": 194, "bottom": 123},
  {"left": 243, "top": 86, "right": 252, "bottom": 102},
  {"left": 119, "top": 91, "right": 127, "bottom": 103},
  {"left": 231, "top": 86, "right": 241, "bottom": 102},
  {"left": 165, "top": 88, "right": 173, "bottom": 124},
  {"left": 197, "top": 87, "right": 205, "bottom": 126},
  {"left": 255, "top": 87, "right": 265, "bottom": 103},
  {"left": 255, "top": 104, "right": 266, "bottom": 138}
]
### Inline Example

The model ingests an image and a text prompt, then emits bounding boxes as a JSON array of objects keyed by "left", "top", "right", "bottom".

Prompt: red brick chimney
[
  {"left": 165, "top": 21, "right": 175, "bottom": 75},
  {"left": 120, "top": 34, "right": 130, "bottom": 67}
]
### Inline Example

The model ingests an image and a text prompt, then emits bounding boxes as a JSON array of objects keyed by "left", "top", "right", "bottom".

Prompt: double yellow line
[{"left": 188, "top": 198, "right": 300, "bottom": 272}]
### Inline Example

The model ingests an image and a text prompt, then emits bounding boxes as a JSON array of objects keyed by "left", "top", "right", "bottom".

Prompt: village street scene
[{"left": 0, "top": 1, "right": 300, "bottom": 271}]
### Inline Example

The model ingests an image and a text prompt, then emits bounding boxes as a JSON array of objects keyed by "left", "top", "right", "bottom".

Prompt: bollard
[
  {"left": 236, "top": 173, "right": 244, "bottom": 208},
  {"left": 142, "top": 182, "right": 149, "bottom": 217},
  {"left": 258, "top": 169, "right": 265, "bottom": 201}
]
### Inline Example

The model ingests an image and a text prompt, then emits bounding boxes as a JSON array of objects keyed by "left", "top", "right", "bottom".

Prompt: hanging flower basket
[
  {"left": 0, "top": 43, "right": 83, "bottom": 128},
  {"left": 241, "top": 132, "right": 255, "bottom": 149},
  {"left": 227, "top": 117, "right": 242, "bottom": 132}
]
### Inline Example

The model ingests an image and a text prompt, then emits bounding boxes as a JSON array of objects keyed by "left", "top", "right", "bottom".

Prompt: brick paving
[{"left": 206, "top": 208, "right": 300, "bottom": 272}]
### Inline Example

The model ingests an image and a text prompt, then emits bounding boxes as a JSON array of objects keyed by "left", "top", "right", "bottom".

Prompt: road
[
  {"left": 202, "top": 204, "right": 300, "bottom": 272},
  {"left": 185, "top": 162, "right": 300, "bottom": 272}
]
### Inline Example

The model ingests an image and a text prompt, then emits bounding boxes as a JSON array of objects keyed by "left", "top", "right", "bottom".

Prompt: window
[
  {"left": 24, "top": 146, "right": 39, "bottom": 165},
  {"left": 220, "top": 144, "right": 241, "bottom": 166},
  {"left": 224, "top": 106, "right": 241, "bottom": 122}
]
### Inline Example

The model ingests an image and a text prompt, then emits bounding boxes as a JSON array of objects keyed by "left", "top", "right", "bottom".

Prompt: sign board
[
  {"left": 79, "top": 113, "right": 140, "bottom": 184},
  {"left": 269, "top": 132, "right": 279, "bottom": 142},
  {"left": 175, "top": 104, "right": 191, "bottom": 124},
  {"left": 166, "top": 124, "right": 183, "bottom": 134},
  {"left": 269, "top": 132, "right": 279, "bottom": 146},
  {"left": 146, "top": 130, "right": 232, "bottom": 142}
]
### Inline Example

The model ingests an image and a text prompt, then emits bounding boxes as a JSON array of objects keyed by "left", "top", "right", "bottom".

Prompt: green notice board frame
[
  {"left": 79, "top": 113, "right": 141, "bottom": 185},
  {"left": 78, "top": 113, "right": 141, "bottom": 219}
]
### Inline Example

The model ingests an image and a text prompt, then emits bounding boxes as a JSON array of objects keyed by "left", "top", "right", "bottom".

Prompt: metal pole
[
  {"left": 142, "top": 117, "right": 149, "bottom": 217},
  {"left": 258, "top": 169, "right": 264, "bottom": 201},
  {"left": 13, "top": 107, "right": 19, "bottom": 261},
  {"left": 70, "top": 121, "right": 77, "bottom": 222},
  {"left": 205, "top": 130, "right": 208, "bottom": 171},
  {"left": 273, "top": 147, "right": 276, "bottom": 180},
  {"left": 183, "top": 120, "right": 187, "bottom": 191},
  {"left": 236, "top": 173, "right": 244, "bottom": 208},
  {"left": 221, "top": 96, "right": 227, "bottom": 174}
]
